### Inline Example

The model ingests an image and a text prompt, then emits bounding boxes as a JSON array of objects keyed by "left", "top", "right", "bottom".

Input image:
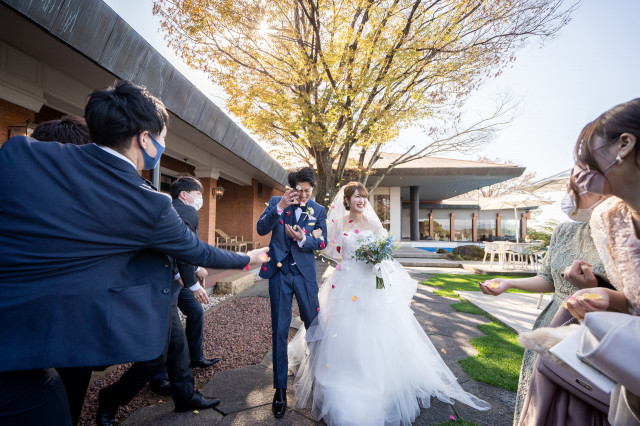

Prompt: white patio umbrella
[
  {"left": 480, "top": 193, "right": 553, "bottom": 242},
  {"left": 523, "top": 169, "right": 571, "bottom": 193}
]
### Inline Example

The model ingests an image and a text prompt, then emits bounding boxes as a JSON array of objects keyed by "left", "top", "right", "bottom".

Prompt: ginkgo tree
[{"left": 153, "top": 0, "right": 577, "bottom": 203}]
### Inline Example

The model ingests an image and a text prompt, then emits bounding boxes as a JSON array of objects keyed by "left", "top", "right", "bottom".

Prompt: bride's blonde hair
[{"left": 343, "top": 182, "right": 368, "bottom": 210}]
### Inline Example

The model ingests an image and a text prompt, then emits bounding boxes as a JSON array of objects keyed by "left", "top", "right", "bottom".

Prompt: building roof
[
  {"left": 0, "top": 0, "right": 287, "bottom": 188},
  {"left": 369, "top": 152, "right": 525, "bottom": 201}
]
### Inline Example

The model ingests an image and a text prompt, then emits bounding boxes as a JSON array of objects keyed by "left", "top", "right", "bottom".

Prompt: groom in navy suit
[{"left": 257, "top": 167, "right": 327, "bottom": 418}]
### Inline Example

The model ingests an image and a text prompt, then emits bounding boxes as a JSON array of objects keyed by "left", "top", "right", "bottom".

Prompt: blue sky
[{"left": 103, "top": 0, "right": 639, "bottom": 181}]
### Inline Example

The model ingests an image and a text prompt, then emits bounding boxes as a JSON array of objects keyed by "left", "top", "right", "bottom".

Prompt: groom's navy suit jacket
[
  {"left": 257, "top": 197, "right": 327, "bottom": 282},
  {"left": 0, "top": 136, "right": 249, "bottom": 373}
]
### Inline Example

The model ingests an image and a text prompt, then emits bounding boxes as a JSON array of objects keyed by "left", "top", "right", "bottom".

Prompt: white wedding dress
[{"left": 288, "top": 200, "right": 490, "bottom": 426}]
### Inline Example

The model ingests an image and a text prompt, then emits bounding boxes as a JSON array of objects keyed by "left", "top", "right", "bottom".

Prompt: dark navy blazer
[
  {"left": 256, "top": 196, "right": 327, "bottom": 282},
  {"left": 0, "top": 137, "right": 249, "bottom": 372}
]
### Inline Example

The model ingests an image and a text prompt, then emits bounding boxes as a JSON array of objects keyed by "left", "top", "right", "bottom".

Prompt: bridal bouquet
[{"left": 354, "top": 235, "right": 397, "bottom": 289}]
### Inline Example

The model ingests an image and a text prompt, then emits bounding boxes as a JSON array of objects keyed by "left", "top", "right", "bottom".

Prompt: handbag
[
  {"left": 536, "top": 307, "right": 610, "bottom": 413},
  {"left": 578, "top": 311, "right": 640, "bottom": 397}
]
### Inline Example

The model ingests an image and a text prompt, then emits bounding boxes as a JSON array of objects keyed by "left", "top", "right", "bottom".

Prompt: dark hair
[
  {"left": 31, "top": 115, "right": 92, "bottom": 145},
  {"left": 287, "top": 166, "right": 315, "bottom": 187},
  {"left": 575, "top": 98, "right": 640, "bottom": 174},
  {"left": 84, "top": 80, "right": 169, "bottom": 150},
  {"left": 170, "top": 176, "right": 203, "bottom": 200},
  {"left": 343, "top": 182, "right": 368, "bottom": 210}
]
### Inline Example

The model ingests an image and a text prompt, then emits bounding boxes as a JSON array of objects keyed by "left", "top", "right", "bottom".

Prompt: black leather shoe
[
  {"left": 174, "top": 390, "right": 220, "bottom": 413},
  {"left": 272, "top": 388, "right": 287, "bottom": 418},
  {"left": 149, "top": 379, "right": 172, "bottom": 396},
  {"left": 96, "top": 390, "right": 119, "bottom": 426},
  {"left": 191, "top": 358, "right": 220, "bottom": 368}
]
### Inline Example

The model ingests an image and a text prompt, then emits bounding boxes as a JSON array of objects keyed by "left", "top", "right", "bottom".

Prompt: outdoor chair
[
  {"left": 482, "top": 242, "right": 499, "bottom": 267},
  {"left": 238, "top": 235, "right": 261, "bottom": 250},
  {"left": 215, "top": 229, "right": 247, "bottom": 252}
]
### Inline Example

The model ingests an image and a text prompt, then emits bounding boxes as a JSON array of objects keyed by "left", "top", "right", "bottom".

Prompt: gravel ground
[{"left": 77, "top": 295, "right": 300, "bottom": 425}]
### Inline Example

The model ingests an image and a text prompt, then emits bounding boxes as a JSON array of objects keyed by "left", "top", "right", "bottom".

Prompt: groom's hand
[
  {"left": 285, "top": 224, "right": 305, "bottom": 242},
  {"left": 247, "top": 247, "right": 270, "bottom": 270},
  {"left": 277, "top": 188, "right": 299, "bottom": 211}
]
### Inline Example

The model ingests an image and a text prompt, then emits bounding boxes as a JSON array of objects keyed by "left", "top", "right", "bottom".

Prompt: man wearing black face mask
[
  {"left": 148, "top": 176, "right": 221, "bottom": 397},
  {"left": 0, "top": 80, "right": 269, "bottom": 424}
]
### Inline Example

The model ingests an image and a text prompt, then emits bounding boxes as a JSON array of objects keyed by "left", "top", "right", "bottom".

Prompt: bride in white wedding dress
[{"left": 288, "top": 182, "right": 490, "bottom": 425}]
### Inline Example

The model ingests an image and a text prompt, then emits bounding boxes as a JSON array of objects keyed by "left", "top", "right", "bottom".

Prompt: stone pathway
[{"left": 123, "top": 264, "right": 519, "bottom": 425}]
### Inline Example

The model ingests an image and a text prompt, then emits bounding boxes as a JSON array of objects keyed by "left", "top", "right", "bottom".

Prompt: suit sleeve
[
  {"left": 174, "top": 205, "right": 198, "bottom": 287},
  {"left": 257, "top": 197, "right": 282, "bottom": 236},
  {"left": 151, "top": 203, "right": 250, "bottom": 269},
  {"left": 299, "top": 205, "right": 328, "bottom": 253}
]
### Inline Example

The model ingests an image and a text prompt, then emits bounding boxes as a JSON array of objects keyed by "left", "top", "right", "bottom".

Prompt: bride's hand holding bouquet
[{"left": 354, "top": 234, "right": 397, "bottom": 289}]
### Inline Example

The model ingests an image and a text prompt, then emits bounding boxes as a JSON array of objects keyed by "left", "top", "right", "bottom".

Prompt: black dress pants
[
  {"left": 0, "top": 368, "right": 72, "bottom": 425},
  {"left": 56, "top": 367, "right": 92, "bottom": 425},
  {"left": 100, "top": 284, "right": 195, "bottom": 406}
]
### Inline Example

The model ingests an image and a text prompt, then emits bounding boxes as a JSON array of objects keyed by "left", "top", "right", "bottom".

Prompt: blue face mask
[{"left": 137, "top": 133, "right": 165, "bottom": 170}]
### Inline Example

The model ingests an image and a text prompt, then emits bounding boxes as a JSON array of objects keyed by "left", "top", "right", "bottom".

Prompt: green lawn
[
  {"left": 425, "top": 273, "right": 531, "bottom": 298},
  {"left": 422, "top": 273, "right": 527, "bottom": 393},
  {"left": 434, "top": 420, "right": 479, "bottom": 426}
]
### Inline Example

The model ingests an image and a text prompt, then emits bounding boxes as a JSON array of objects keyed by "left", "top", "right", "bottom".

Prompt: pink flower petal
[
  {"left": 450, "top": 415, "right": 456, "bottom": 420},
  {"left": 336, "top": 264, "right": 342, "bottom": 271},
  {"left": 354, "top": 229, "right": 359, "bottom": 234}
]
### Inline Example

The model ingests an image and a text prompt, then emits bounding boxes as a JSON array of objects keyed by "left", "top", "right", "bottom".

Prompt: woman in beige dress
[{"left": 479, "top": 188, "right": 606, "bottom": 425}]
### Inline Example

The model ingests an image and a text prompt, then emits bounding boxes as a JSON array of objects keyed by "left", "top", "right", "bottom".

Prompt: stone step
[{"left": 215, "top": 271, "right": 256, "bottom": 295}]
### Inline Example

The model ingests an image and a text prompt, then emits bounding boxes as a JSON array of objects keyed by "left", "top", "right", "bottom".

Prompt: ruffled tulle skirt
[{"left": 288, "top": 260, "right": 490, "bottom": 426}]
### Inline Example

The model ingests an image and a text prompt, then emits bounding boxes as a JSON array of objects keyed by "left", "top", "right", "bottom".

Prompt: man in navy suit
[
  {"left": 0, "top": 80, "right": 267, "bottom": 424},
  {"left": 149, "top": 176, "right": 220, "bottom": 397},
  {"left": 257, "top": 167, "right": 327, "bottom": 418}
]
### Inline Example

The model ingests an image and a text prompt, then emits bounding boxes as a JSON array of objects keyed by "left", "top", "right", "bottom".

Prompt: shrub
[{"left": 452, "top": 245, "right": 485, "bottom": 260}]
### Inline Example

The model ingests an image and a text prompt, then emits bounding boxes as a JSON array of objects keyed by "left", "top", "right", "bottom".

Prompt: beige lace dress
[
  {"left": 513, "top": 221, "right": 606, "bottom": 425},
  {"left": 589, "top": 197, "right": 640, "bottom": 314}
]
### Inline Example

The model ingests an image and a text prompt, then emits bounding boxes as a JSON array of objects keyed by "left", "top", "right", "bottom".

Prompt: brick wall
[
  {"left": 0, "top": 98, "right": 35, "bottom": 147},
  {"left": 215, "top": 178, "right": 255, "bottom": 245},
  {"left": 214, "top": 178, "right": 284, "bottom": 249}
]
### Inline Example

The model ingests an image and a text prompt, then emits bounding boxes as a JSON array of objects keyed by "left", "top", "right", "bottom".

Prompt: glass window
[
  {"left": 454, "top": 216, "right": 472, "bottom": 241},
  {"left": 478, "top": 219, "right": 496, "bottom": 241},
  {"left": 374, "top": 194, "right": 390, "bottom": 231},
  {"left": 160, "top": 174, "right": 176, "bottom": 195},
  {"left": 433, "top": 220, "right": 450, "bottom": 241},
  {"left": 501, "top": 220, "right": 520, "bottom": 240}
]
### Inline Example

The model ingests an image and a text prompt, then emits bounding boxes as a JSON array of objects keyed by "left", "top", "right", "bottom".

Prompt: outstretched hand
[
  {"left": 247, "top": 247, "right": 270, "bottom": 270},
  {"left": 479, "top": 278, "right": 510, "bottom": 296}
]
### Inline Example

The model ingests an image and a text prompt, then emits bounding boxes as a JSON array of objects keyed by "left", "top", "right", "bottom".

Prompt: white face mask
[
  {"left": 186, "top": 192, "right": 203, "bottom": 211},
  {"left": 561, "top": 192, "right": 603, "bottom": 222}
]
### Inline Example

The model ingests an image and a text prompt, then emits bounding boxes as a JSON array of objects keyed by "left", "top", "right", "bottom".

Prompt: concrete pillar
[
  {"left": 496, "top": 213, "right": 502, "bottom": 237},
  {"left": 472, "top": 212, "right": 478, "bottom": 242},
  {"left": 450, "top": 213, "right": 455, "bottom": 242},
  {"left": 429, "top": 212, "right": 434, "bottom": 239},
  {"left": 389, "top": 187, "right": 401, "bottom": 240},
  {"left": 409, "top": 186, "right": 419, "bottom": 241}
]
